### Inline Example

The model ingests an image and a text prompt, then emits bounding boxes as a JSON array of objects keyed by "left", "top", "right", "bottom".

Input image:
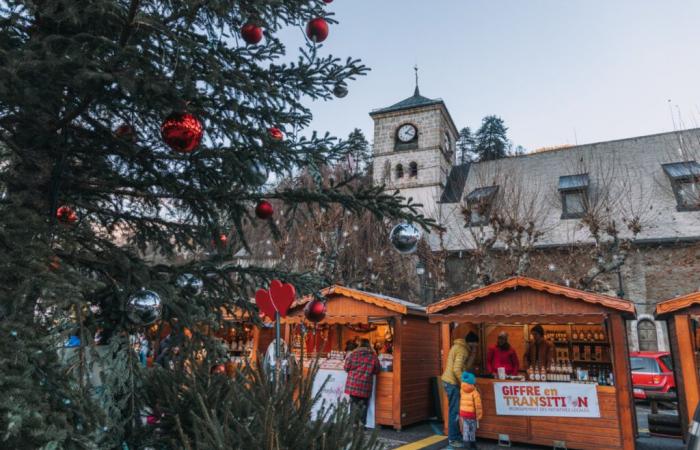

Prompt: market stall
[
  {"left": 655, "top": 291, "right": 700, "bottom": 439},
  {"left": 280, "top": 285, "right": 440, "bottom": 430},
  {"left": 427, "top": 277, "right": 637, "bottom": 450}
]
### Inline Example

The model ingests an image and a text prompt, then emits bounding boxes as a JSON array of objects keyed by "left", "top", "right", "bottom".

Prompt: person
[
  {"left": 524, "top": 325, "right": 553, "bottom": 370},
  {"left": 486, "top": 332, "right": 519, "bottom": 377},
  {"left": 344, "top": 338, "right": 380, "bottom": 425},
  {"left": 459, "top": 371, "right": 483, "bottom": 450},
  {"left": 344, "top": 340, "right": 357, "bottom": 352},
  {"left": 441, "top": 331, "right": 479, "bottom": 448}
]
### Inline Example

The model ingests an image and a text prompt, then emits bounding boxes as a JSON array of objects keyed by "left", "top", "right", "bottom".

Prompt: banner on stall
[
  {"left": 493, "top": 382, "right": 600, "bottom": 418},
  {"left": 311, "top": 368, "right": 376, "bottom": 428}
]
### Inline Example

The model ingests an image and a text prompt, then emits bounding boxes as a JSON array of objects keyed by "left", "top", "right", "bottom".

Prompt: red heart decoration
[
  {"left": 269, "top": 279, "right": 296, "bottom": 317},
  {"left": 255, "top": 288, "right": 276, "bottom": 320}
]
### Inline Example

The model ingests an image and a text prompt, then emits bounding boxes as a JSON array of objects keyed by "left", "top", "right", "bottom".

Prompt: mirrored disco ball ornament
[
  {"left": 176, "top": 273, "right": 203, "bottom": 295},
  {"left": 389, "top": 222, "right": 422, "bottom": 254},
  {"left": 332, "top": 82, "right": 348, "bottom": 98},
  {"left": 126, "top": 290, "right": 162, "bottom": 326}
]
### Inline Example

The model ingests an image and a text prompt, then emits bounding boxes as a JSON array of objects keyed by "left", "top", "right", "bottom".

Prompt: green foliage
[
  {"left": 143, "top": 359, "right": 381, "bottom": 450},
  {"left": 474, "top": 115, "right": 509, "bottom": 161},
  {"left": 345, "top": 128, "right": 371, "bottom": 174},
  {"left": 0, "top": 0, "right": 434, "bottom": 447},
  {"left": 456, "top": 127, "right": 475, "bottom": 163}
]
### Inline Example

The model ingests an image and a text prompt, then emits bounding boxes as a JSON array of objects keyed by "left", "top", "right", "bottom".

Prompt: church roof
[{"left": 370, "top": 87, "right": 445, "bottom": 116}]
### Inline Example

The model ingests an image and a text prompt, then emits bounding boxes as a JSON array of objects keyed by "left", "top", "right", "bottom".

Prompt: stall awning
[
  {"left": 427, "top": 276, "right": 636, "bottom": 323},
  {"left": 656, "top": 291, "right": 700, "bottom": 317},
  {"left": 289, "top": 285, "right": 426, "bottom": 316}
]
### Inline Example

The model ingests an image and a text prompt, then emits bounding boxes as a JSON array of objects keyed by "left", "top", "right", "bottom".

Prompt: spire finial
[{"left": 414, "top": 64, "right": 420, "bottom": 96}]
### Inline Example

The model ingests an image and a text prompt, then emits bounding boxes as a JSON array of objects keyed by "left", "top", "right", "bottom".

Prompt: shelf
[
  {"left": 571, "top": 341, "right": 609, "bottom": 345},
  {"left": 572, "top": 360, "right": 612, "bottom": 364}
]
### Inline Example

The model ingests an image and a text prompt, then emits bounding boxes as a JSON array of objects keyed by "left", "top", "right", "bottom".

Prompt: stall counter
[{"left": 475, "top": 378, "right": 623, "bottom": 449}]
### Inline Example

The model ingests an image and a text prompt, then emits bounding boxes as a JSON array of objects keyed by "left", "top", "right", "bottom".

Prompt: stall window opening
[
  {"left": 465, "top": 185, "right": 499, "bottom": 226},
  {"left": 558, "top": 174, "right": 589, "bottom": 219}
]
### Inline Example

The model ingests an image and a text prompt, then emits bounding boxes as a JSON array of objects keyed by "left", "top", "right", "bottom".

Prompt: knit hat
[{"left": 461, "top": 371, "right": 476, "bottom": 385}]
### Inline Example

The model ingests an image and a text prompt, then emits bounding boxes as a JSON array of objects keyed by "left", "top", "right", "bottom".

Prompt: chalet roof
[
  {"left": 656, "top": 291, "right": 700, "bottom": 317},
  {"left": 426, "top": 276, "right": 636, "bottom": 316},
  {"left": 293, "top": 285, "right": 426, "bottom": 316}
]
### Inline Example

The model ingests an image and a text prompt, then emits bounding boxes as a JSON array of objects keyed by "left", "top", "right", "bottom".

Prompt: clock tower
[{"left": 369, "top": 86, "right": 458, "bottom": 218}]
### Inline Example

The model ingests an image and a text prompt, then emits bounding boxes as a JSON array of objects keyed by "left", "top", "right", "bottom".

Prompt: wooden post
[
  {"left": 440, "top": 322, "right": 450, "bottom": 435},
  {"left": 392, "top": 316, "right": 403, "bottom": 429},
  {"left": 609, "top": 314, "right": 637, "bottom": 450},
  {"left": 671, "top": 314, "right": 699, "bottom": 439}
]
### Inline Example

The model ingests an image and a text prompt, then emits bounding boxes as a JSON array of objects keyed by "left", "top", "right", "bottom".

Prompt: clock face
[{"left": 397, "top": 124, "right": 417, "bottom": 143}]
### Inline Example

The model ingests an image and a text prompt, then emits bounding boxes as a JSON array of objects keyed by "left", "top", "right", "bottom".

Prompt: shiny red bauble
[
  {"left": 160, "top": 112, "right": 203, "bottom": 153},
  {"left": 268, "top": 127, "right": 284, "bottom": 141},
  {"left": 56, "top": 205, "right": 78, "bottom": 224},
  {"left": 304, "top": 299, "right": 327, "bottom": 323},
  {"left": 115, "top": 123, "right": 137, "bottom": 142},
  {"left": 241, "top": 23, "right": 263, "bottom": 44},
  {"left": 306, "top": 18, "right": 329, "bottom": 43},
  {"left": 255, "top": 200, "right": 274, "bottom": 220},
  {"left": 323, "top": 0, "right": 333, "bottom": 3}
]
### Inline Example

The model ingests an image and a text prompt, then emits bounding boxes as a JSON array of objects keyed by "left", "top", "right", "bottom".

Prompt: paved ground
[{"left": 374, "top": 403, "right": 685, "bottom": 450}]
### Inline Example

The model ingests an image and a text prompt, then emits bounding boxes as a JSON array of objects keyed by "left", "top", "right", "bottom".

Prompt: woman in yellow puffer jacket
[{"left": 459, "top": 372, "right": 483, "bottom": 450}]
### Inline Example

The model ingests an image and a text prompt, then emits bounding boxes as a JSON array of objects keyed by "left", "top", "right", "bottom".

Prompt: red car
[{"left": 630, "top": 351, "right": 676, "bottom": 400}]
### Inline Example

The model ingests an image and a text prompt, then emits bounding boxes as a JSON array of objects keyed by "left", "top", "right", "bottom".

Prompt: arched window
[
  {"left": 637, "top": 319, "right": 659, "bottom": 351},
  {"left": 395, "top": 164, "right": 404, "bottom": 179},
  {"left": 409, "top": 162, "right": 418, "bottom": 177}
]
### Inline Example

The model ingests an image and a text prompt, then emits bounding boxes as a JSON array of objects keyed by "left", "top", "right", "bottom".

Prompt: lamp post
[{"left": 416, "top": 261, "right": 427, "bottom": 303}]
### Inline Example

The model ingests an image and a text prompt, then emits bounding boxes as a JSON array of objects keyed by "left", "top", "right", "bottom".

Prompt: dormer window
[
  {"left": 395, "top": 164, "right": 404, "bottom": 179},
  {"left": 559, "top": 174, "right": 589, "bottom": 219},
  {"left": 663, "top": 161, "right": 700, "bottom": 211},
  {"left": 465, "top": 186, "right": 499, "bottom": 226},
  {"left": 409, "top": 162, "right": 418, "bottom": 178}
]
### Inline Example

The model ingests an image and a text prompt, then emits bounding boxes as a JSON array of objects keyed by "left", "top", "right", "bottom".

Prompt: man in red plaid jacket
[{"left": 344, "top": 338, "right": 381, "bottom": 425}]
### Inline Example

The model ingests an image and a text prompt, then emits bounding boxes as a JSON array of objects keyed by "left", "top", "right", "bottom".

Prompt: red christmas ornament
[
  {"left": 115, "top": 123, "right": 137, "bottom": 142},
  {"left": 48, "top": 256, "right": 61, "bottom": 271},
  {"left": 241, "top": 23, "right": 263, "bottom": 45},
  {"left": 268, "top": 127, "right": 284, "bottom": 141},
  {"left": 56, "top": 205, "right": 78, "bottom": 224},
  {"left": 306, "top": 18, "right": 329, "bottom": 43},
  {"left": 323, "top": 0, "right": 333, "bottom": 3},
  {"left": 160, "top": 112, "right": 203, "bottom": 153},
  {"left": 304, "top": 299, "right": 326, "bottom": 323},
  {"left": 255, "top": 200, "right": 274, "bottom": 220}
]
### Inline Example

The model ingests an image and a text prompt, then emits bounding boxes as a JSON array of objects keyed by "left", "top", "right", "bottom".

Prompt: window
[
  {"left": 465, "top": 186, "right": 499, "bottom": 226},
  {"left": 663, "top": 161, "right": 700, "bottom": 211},
  {"left": 660, "top": 355, "right": 674, "bottom": 371},
  {"left": 409, "top": 162, "right": 418, "bottom": 178},
  {"left": 559, "top": 174, "right": 589, "bottom": 219},
  {"left": 630, "top": 357, "right": 660, "bottom": 373},
  {"left": 395, "top": 164, "right": 404, "bottom": 179}
]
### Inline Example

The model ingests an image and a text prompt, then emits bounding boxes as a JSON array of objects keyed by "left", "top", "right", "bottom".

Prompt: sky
[{"left": 278, "top": 0, "right": 700, "bottom": 151}]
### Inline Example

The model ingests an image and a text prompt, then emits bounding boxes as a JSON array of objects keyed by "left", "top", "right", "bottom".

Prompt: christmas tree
[{"left": 0, "top": 1, "right": 433, "bottom": 448}]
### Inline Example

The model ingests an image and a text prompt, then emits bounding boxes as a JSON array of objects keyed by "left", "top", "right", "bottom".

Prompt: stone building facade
[{"left": 370, "top": 89, "right": 700, "bottom": 352}]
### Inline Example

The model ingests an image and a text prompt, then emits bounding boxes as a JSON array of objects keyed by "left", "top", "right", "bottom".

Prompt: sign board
[
  {"left": 493, "top": 382, "right": 600, "bottom": 418},
  {"left": 311, "top": 368, "right": 376, "bottom": 428}
]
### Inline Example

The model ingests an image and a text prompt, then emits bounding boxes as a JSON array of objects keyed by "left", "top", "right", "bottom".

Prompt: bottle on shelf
[
  {"left": 528, "top": 366, "right": 534, "bottom": 381},
  {"left": 572, "top": 328, "right": 579, "bottom": 340},
  {"left": 587, "top": 330, "right": 594, "bottom": 341}
]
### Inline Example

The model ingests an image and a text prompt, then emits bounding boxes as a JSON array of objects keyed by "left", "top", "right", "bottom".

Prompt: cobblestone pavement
[{"left": 373, "top": 403, "right": 685, "bottom": 449}]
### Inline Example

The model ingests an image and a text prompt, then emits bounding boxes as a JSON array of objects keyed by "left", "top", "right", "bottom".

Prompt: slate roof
[
  {"left": 440, "top": 163, "right": 471, "bottom": 203},
  {"left": 370, "top": 87, "right": 444, "bottom": 116}
]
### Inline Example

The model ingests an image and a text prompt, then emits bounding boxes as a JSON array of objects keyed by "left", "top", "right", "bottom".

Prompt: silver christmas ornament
[
  {"left": 389, "top": 222, "right": 421, "bottom": 254},
  {"left": 127, "top": 290, "right": 162, "bottom": 326},
  {"left": 332, "top": 82, "right": 348, "bottom": 98},
  {"left": 176, "top": 273, "right": 203, "bottom": 295}
]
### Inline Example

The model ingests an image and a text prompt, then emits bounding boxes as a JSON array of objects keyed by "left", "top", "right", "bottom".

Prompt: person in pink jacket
[{"left": 486, "top": 332, "right": 519, "bottom": 377}]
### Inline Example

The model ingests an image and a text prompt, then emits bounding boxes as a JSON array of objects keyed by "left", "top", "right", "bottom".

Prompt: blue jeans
[{"left": 443, "top": 381, "right": 461, "bottom": 442}]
